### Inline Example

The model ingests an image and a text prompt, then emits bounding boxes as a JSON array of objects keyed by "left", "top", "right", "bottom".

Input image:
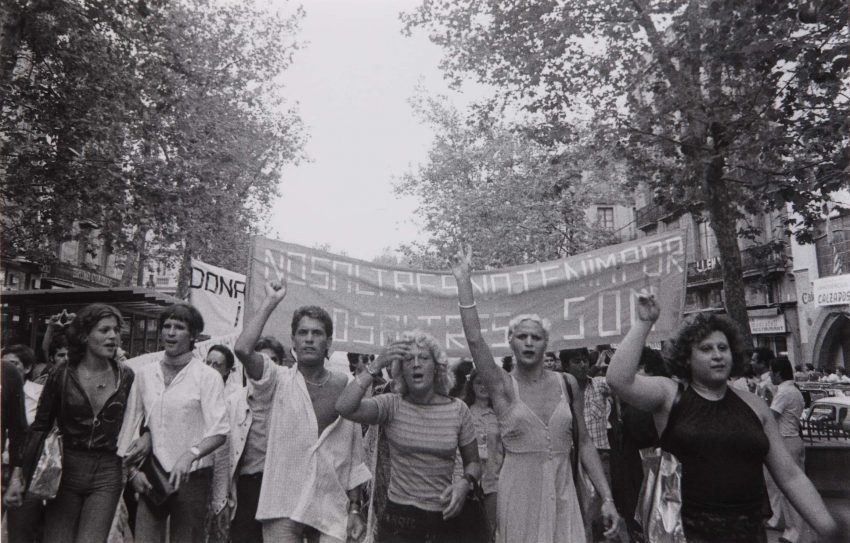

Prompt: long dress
[{"left": 496, "top": 375, "right": 585, "bottom": 543}]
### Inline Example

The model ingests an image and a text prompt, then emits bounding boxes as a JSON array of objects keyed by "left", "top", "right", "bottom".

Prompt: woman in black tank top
[{"left": 606, "top": 294, "right": 840, "bottom": 542}]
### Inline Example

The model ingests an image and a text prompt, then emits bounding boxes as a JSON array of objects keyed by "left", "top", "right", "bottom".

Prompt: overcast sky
[{"left": 267, "top": 0, "right": 481, "bottom": 261}]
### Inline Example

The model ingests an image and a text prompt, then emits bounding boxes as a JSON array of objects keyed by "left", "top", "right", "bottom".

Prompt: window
[
  {"left": 697, "top": 221, "right": 719, "bottom": 260},
  {"left": 815, "top": 214, "right": 850, "bottom": 277},
  {"left": 597, "top": 207, "right": 615, "bottom": 230}
]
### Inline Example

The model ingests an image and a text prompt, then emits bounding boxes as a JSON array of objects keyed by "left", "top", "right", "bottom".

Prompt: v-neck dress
[{"left": 496, "top": 375, "right": 584, "bottom": 543}]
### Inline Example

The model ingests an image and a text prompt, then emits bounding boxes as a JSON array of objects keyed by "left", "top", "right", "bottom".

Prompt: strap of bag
[
  {"left": 660, "top": 381, "right": 685, "bottom": 442},
  {"left": 562, "top": 373, "right": 581, "bottom": 479},
  {"left": 57, "top": 365, "right": 69, "bottom": 434}
]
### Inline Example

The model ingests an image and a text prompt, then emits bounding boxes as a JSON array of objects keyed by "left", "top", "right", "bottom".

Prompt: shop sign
[
  {"left": 813, "top": 274, "right": 850, "bottom": 307},
  {"left": 749, "top": 314, "right": 786, "bottom": 334},
  {"left": 46, "top": 262, "right": 119, "bottom": 288}
]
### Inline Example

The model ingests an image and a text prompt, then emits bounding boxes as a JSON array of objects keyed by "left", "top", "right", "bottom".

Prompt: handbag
[
  {"left": 27, "top": 368, "right": 68, "bottom": 500},
  {"left": 635, "top": 448, "right": 685, "bottom": 543},
  {"left": 635, "top": 383, "right": 686, "bottom": 543},
  {"left": 140, "top": 453, "right": 176, "bottom": 506}
]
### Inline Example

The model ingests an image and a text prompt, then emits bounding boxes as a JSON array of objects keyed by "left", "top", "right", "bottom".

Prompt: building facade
[
  {"left": 634, "top": 187, "right": 802, "bottom": 365},
  {"left": 790, "top": 192, "right": 850, "bottom": 370}
]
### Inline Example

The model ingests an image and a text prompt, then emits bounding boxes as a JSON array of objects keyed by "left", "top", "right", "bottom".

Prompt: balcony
[
  {"left": 686, "top": 244, "right": 788, "bottom": 286},
  {"left": 635, "top": 203, "right": 677, "bottom": 231},
  {"left": 741, "top": 244, "right": 789, "bottom": 276}
]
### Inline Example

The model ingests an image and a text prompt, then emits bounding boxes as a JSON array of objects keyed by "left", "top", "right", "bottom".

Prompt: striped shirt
[{"left": 373, "top": 394, "right": 475, "bottom": 512}]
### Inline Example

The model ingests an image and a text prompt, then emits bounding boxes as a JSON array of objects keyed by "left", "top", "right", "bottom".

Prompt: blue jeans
[
  {"left": 231, "top": 473, "right": 263, "bottom": 543},
  {"left": 135, "top": 467, "right": 212, "bottom": 543},
  {"left": 42, "top": 449, "right": 124, "bottom": 543}
]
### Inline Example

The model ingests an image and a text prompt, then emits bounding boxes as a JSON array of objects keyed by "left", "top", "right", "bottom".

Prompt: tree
[
  {"left": 396, "top": 95, "right": 625, "bottom": 270},
  {"left": 403, "top": 0, "right": 850, "bottom": 341},
  {"left": 1, "top": 0, "right": 305, "bottom": 288}
]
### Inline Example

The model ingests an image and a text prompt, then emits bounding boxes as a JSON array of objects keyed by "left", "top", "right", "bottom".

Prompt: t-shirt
[
  {"left": 770, "top": 381, "right": 805, "bottom": 438},
  {"left": 373, "top": 394, "right": 475, "bottom": 512}
]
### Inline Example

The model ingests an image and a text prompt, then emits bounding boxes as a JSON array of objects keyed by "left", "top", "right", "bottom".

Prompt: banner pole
[{"left": 245, "top": 234, "right": 257, "bottom": 322}]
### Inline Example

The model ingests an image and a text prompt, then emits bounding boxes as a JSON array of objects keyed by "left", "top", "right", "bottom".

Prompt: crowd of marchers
[{"left": 1, "top": 246, "right": 847, "bottom": 543}]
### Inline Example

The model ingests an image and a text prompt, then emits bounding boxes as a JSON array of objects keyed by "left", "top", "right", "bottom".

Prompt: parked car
[{"left": 802, "top": 396, "right": 850, "bottom": 434}]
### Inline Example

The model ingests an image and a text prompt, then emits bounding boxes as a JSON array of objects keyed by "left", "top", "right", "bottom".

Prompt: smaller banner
[{"left": 189, "top": 259, "right": 246, "bottom": 337}]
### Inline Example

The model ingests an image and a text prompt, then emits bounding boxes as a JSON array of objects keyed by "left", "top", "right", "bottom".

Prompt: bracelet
[
  {"left": 602, "top": 497, "right": 614, "bottom": 505},
  {"left": 458, "top": 301, "right": 477, "bottom": 309},
  {"left": 347, "top": 502, "right": 361, "bottom": 514},
  {"left": 128, "top": 468, "right": 140, "bottom": 482}
]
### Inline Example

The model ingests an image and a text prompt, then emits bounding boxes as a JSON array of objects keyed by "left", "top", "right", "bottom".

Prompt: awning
[{"left": 1, "top": 287, "right": 183, "bottom": 318}]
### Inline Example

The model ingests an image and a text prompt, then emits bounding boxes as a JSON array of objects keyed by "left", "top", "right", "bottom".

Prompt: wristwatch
[
  {"left": 189, "top": 446, "right": 201, "bottom": 458},
  {"left": 463, "top": 473, "right": 478, "bottom": 492},
  {"left": 366, "top": 364, "right": 383, "bottom": 379}
]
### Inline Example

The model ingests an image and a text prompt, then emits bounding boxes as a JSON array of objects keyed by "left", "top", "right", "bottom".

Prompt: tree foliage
[
  {"left": 404, "top": 0, "right": 850, "bottom": 338},
  {"left": 396, "top": 95, "right": 625, "bottom": 270},
  {"left": 1, "top": 0, "right": 305, "bottom": 281}
]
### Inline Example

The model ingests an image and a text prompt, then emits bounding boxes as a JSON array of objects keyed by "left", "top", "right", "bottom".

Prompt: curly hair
[
  {"left": 664, "top": 312, "right": 747, "bottom": 381},
  {"left": 65, "top": 304, "right": 124, "bottom": 365},
  {"left": 390, "top": 330, "right": 454, "bottom": 397}
]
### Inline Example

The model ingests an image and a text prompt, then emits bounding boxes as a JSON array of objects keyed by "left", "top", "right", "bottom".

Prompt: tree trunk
[
  {"left": 175, "top": 241, "right": 193, "bottom": 300},
  {"left": 703, "top": 152, "right": 754, "bottom": 349},
  {"left": 119, "top": 227, "right": 146, "bottom": 286}
]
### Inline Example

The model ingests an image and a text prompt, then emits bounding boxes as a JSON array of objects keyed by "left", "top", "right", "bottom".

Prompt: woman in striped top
[{"left": 336, "top": 331, "right": 482, "bottom": 543}]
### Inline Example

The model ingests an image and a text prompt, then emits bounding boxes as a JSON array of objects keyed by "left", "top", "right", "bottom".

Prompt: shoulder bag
[
  {"left": 635, "top": 382, "right": 686, "bottom": 543},
  {"left": 27, "top": 368, "right": 68, "bottom": 500}
]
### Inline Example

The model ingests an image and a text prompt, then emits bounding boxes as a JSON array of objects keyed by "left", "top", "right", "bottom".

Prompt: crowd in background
[{"left": 1, "top": 248, "right": 847, "bottom": 543}]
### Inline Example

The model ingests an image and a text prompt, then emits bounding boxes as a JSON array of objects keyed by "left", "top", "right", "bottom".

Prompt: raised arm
[
  {"left": 336, "top": 341, "right": 408, "bottom": 424},
  {"left": 449, "top": 247, "right": 509, "bottom": 403},
  {"left": 606, "top": 293, "right": 675, "bottom": 414},
  {"left": 234, "top": 280, "right": 287, "bottom": 381}
]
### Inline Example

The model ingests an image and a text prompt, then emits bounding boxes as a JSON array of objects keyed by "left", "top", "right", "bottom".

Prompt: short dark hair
[
  {"left": 48, "top": 334, "right": 69, "bottom": 358},
  {"left": 501, "top": 356, "right": 513, "bottom": 372},
  {"left": 559, "top": 348, "right": 590, "bottom": 367},
  {"left": 290, "top": 306, "right": 333, "bottom": 337},
  {"left": 159, "top": 303, "right": 205, "bottom": 338},
  {"left": 752, "top": 347, "right": 775, "bottom": 366},
  {"left": 639, "top": 347, "right": 668, "bottom": 377},
  {"left": 207, "top": 344, "right": 235, "bottom": 371},
  {"left": 66, "top": 304, "right": 124, "bottom": 364},
  {"left": 2, "top": 344, "right": 37, "bottom": 370},
  {"left": 664, "top": 312, "right": 747, "bottom": 381},
  {"left": 770, "top": 355, "right": 793, "bottom": 382},
  {"left": 255, "top": 336, "right": 286, "bottom": 362},
  {"left": 347, "top": 352, "right": 364, "bottom": 365}
]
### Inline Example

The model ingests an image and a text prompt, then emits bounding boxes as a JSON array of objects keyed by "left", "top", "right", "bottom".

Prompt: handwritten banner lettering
[{"left": 245, "top": 232, "right": 687, "bottom": 356}]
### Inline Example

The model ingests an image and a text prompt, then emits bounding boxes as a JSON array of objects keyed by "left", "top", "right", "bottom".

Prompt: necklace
[
  {"left": 303, "top": 370, "right": 331, "bottom": 387},
  {"left": 79, "top": 368, "right": 112, "bottom": 390}
]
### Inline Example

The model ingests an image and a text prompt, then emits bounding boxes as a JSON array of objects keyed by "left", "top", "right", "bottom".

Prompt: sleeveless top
[
  {"left": 495, "top": 375, "right": 584, "bottom": 543},
  {"left": 659, "top": 386, "right": 769, "bottom": 515}
]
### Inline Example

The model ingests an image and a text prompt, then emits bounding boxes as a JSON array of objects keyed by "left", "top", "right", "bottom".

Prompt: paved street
[{"left": 767, "top": 497, "right": 850, "bottom": 543}]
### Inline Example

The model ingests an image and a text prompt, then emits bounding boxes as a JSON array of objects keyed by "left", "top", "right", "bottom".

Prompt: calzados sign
[{"left": 246, "top": 232, "right": 686, "bottom": 356}]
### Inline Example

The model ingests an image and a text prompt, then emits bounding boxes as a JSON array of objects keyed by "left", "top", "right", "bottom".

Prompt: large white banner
[{"left": 190, "top": 259, "right": 246, "bottom": 337}]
